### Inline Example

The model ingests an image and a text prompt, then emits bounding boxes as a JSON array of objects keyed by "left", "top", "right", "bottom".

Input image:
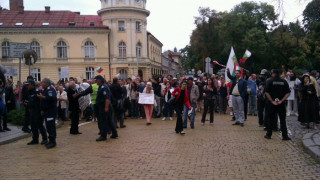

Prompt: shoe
[
  {"left": 22, "top": 127, "right": 31, "bottom": 133},
  {"left": 264, "top": 135, "right": 271, "bottom": 139},
  {"left": 264, "top": 127, "right": 267, "bottom": 131},
  {"left": 120, "top": 125, "right": 126, "bottom": 128},
  {"left": 70, "top": 132, "right": 82, "bottom": 135},
  {"left": 96, "top": 136, "right": 107, "bottom": 141},
  {"left": 231, "top": 119, "right": 236, "bottom": 121},
  {"left": 240, "top": 123, "right": 244, "bottom": 127},
  {"left": 41, "top": 139, "right": 48, "bottom": 145},
  {"left": 282, "top": 137, "right": 291, "bottom": 141},
  {"left": 294, "top": 113, "right": 299, "bottom": 117},
  {"left": 210, "top": 123, "right": 214, "bottom": 126},
  {"left": 27, "top": 140, "right": 39, "bottom": 145},
  {"left": 162, "top": 117, "right": 166, "bottom": 121},
  {"left": 232, "top": 122, "right": 240, "bottom": 125},
  {"left": 248, "top": 114, "right": 252, "bottom": 116},
  {"left": 46, "top": 141, "right": 56, "bottom": 149},
  {"left": 201, "top": 123, "right": 204, "bottom": 126},
  {"left": 3, "top": 127, "right": 11, "bottom": 131},
  {"left": 0, "top": 129, "right": 4, "bottom": 132},
  {"left": 286, "top": 113, "right": 290, "bottom": 117},
  {"left": 169, "top": 117, "right": 173, "bottom": 121},
  {"left": 156, "top": 115, "right": 161, "bottom": 118},
  {"left": 180, "top": 131, "right": 186, "bottom": 135},
  {"left": 191, "top": 126, "right": 194, "bottom": 129},
  {"left": 146, "top": 122, "right": 152, "bottom": 126},
  {"left": 110, "top": 135, "right": 118, "bottom": 139}
]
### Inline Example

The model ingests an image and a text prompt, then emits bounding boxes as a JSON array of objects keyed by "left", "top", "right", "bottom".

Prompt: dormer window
[
  {"left": 0, "top": 23, "right": 3, "bottom": 26},
  {"left": 90, "top": 22, "right": 95, "bottom": 26},
  {"left": 42, "top": 22, "right": 50, "bottom": 26},
  {"left": 69, "top": 22, "right": 76, "bottom": 26},
  {"left": 15, "top": 22, "right": 23, "bottom": 26}
]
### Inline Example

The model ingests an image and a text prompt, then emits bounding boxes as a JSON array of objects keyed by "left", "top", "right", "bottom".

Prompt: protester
[
  {"left": 162, "top": 82, "right": 174, "bottom": 121},
  {"left": 264, "top": 69, "right": 291, "bottom": 141},
  {"left": 286, "top": 71, "right": 300, "bottom": 116},
  {"left": 219, "top": 76, "right": 228, "bottom": 114},
  {"left": 129, "top": 82, "right": 139, "bottom": 119},
  {"left": 110, "top": 78, "right": 126, "bottom": 128},
  {"left": 5, "top": 79, "right": 15, "bottom": 112},
  {"left": 196, "top": 77, "right": 205, "bottom": 113},
  {"left": 299, "top": 75, "right": 319, "bottom": 130},
  {"left": 227, "top": 68, "right": 248, "bottom": 127},
  {"left": 57, "top": 85, "right": 68, "bottom": 123},
  {"left": 247, "top": 74, "right": 258, "bottom": 116},
  {"left": 172, "top": 81, "right": 191, "bottom": 135},
  {"left": 143, "top": 82, "right": 154, "bottom": 125},
  {"left": 257, "top": 69, "right": 268, "bottom": 126},
  {"left": 152, "top": 78, "right": 162, "bottom": 118},
  {"left": 201, "top": 78, "right": 217, "bottom": 126},
  {"left": 22, "top": 75, "right": 34, "bottom": 133},
  {"left": 183, "top": 77, "right": 199, "bottom": 129}
]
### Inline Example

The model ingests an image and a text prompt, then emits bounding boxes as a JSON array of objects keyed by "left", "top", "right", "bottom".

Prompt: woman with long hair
[
  {"left": 129, "top": 82, "right": 139, "bottom": 119},
  {"left": 299, "top": 75, "right": 319, "bottom": 130},
  {"left": 162, "top": 82, "right": 174, "bottom": 121},
  {"left": 172, "top": 81, "right": 191, "bottom": 135},
  {"left": 201, "top": 78, "right": 217, "bottom": 126}
]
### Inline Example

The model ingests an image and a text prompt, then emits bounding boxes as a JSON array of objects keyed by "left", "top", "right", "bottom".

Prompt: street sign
[
  {"left": 4, "top": 66, "right": 18, "bottom": 77},
  {"left": 9, "top": 42, "right": 31, "bottom": 58}
]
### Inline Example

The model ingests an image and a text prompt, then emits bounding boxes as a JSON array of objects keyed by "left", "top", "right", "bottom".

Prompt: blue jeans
[
  {"left": 131, "top": 99, "right": 138, "bottom": 118},
  {"left": 183, "top": 102, "right": 197, "bottom": 128},
  {"left": 163, "top": 102, "right": 173, "bottom": 118},
  {"left": 248, "top": 95, "right": 257, "bottom": 115}
]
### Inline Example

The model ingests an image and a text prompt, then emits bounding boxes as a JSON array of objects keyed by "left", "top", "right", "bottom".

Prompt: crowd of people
[{"left": 0, "top": 65, "right": 320, "bottom": 149}]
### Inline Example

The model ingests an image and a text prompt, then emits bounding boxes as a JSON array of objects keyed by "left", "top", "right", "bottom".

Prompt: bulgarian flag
[
  {"left": 96, "top": 67, "right": 104, "bottom": 73},
  {"left": 240, "top": 50, "right": 251, "bottom": 64},
  {"left": 234, "top": 61, "right": 244, "bottom": 78},
  {"left": 225, "top": 47, "right": 237, "bottom": 82}
]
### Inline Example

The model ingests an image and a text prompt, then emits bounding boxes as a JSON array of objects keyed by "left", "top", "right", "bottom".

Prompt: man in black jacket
[
  {"left": 67, "top": 81, "right": 92, "bottom": 135},
  {"left": 152, "top": 77, "right": 162, "bottom": 118},
  {"left": 22, "top": 75, "right": 34, "bottom": 133},
  {"left": 109, "top": 77, "right": 126, "bottom": 128}
]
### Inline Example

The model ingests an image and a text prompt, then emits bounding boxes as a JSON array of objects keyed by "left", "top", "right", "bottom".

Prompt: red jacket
[{"left": 172, "top": 87, "right": 191, "bottom": 108}]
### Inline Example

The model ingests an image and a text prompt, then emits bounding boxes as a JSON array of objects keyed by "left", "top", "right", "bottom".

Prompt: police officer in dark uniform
[
  {"left": 264, "top": 69, "right": 291, "bottom": 141},
  {"left": 37, "top": 78, "right": 58, "bottom": 149},
  {"left": 26, "top": 80, "right": 48, "bottom": 145},
  {"left": 22, "top": 75, "right": 34, "bottom": 133},
  {"left": 95, "top": 75, "right": 118, "bottom": 142}
]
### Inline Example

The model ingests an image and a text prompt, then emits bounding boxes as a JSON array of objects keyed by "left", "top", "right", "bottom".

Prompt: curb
[
  {"left": 302, "top": 132, "right": 320, "bottom": 162},
  {"left": 0, "top": 124, "right": 62, "bottom": 146}
]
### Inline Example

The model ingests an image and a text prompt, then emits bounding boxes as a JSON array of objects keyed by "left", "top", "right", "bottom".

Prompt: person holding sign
[{"left": 142, "top": 82, "right": 154, "bottom": 125}]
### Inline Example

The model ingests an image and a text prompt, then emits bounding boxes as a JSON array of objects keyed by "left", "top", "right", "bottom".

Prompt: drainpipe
[{"left": 108, "top": 32, "right": 112, "bottom": 81}]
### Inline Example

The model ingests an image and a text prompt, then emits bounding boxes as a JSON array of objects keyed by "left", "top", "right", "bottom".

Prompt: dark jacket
[
  {"left": 40, "top": 86, "right": 57, "bottom": 119},
  {"left": 227, "top": 71, "right": 247, "bottom": 101},
  {"left": 67, "top": 86, "right": 92, "bottom": 111}
]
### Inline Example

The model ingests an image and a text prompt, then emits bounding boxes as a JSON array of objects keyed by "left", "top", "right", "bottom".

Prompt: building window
[
  {"left": 86, "top": 67, "right": 95, "bottom": 80},
  {"left": 119, "top": 41, "right": 126, "bottom": 58},
  {"left": 1, "top": 41, "right": 9, "bottom": 58},
  {"left": 136, "top": 42, "right": 142, "bottom": 58},
  {"left": 136, "top": 21, "right": 141, "bottom": 32},
  {"left": 31, "top": 41, "right": 41, "bottom": 58},
  {"left": 119, "top": 69, "right": 128, "bottom": 80},
  {"left": 118, "top": 21, "right": 125, "bottom": 31},
  {"left": 31, "top": 68, "right": 41, "bottom": 82},
  {"left": 84, "top": 41, "right": 95, "bottom": 58},
  {"left": 57, "top": 41, "right": 67, "bottom": 58}
]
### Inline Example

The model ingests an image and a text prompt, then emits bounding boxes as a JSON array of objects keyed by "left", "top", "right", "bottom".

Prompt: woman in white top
[{"left": 286, "top": 71, "right": 301, "bottom": 116}]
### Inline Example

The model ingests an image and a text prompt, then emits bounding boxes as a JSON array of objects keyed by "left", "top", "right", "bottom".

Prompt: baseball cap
[
  {"left": 260, "top": 69, "right": 268, "bottom": 75},
  {"left": 94, "top": 75, "right": 104, "bottom": 81}
]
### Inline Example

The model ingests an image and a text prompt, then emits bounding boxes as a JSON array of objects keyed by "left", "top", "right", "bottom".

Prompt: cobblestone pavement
[{"left": 1, "top": 114, "right": 320, "bottom": 180}]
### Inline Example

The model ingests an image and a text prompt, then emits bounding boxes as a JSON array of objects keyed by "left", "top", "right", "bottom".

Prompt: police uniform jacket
[
  {"left": 40, "top": 86, "right": 57, "bottom": 120},
  {"left": 265, "top": 77, "right": 291, "bottom": 102},
  {"left": 28, "top": 88, "right": 42, "bottom": 110},
  {"left": 96, "top": 83, "right": 112, "bottom": 109}
]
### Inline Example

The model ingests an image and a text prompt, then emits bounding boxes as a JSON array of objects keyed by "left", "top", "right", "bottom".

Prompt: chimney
[
  {"left": 18, "top": 5, "right": 24, "bottom": 14},
  {"left": 10, "top": 0, "right": 24, "bottom": 11},
  {"left": 45, "top": 6, "right": 50, "bottom": 13},
  {"left": 74, "top": 12, "right": 80, "bottom": 15}
]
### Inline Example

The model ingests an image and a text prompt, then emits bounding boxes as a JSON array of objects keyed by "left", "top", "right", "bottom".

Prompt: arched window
[
  {"left": 84, "top": 41, "right": 95, "bottom": 58},
  {"left": 57, "top": 41, "right": 67, "bottom": 58},
  {"left": 31, "top": 41, "right": 41, "bottom": 58},
  {"left": 136, "top": 42, "right": 142, "bottom": 58},
  {"left": 119, "top": 41, "right": 126, "bottom": 58},
  {"left": 119, "top": 69, "right": 128, "bottom": 80},
  {"left": 1, "top": 41, "right": 9, "bottom": 58},
  {"left": 86, "top": 67, "right": 95, "bottom": 80},
  {"left": 31, "top": 68, "right": 41, "bottom": 82}
]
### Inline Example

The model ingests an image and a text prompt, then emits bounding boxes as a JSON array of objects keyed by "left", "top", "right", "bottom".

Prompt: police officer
[
  {"left": 94, "top": 75, "right": 118, "bottom": 142},
  {"left": 22, "top": 75, "right": 34, "bottom": 133},
  {"left": 37, "top": 78, "right": 58, "bottom": 149},
  {"left": 25, "top": 80, "right": 48, "bottom": 145},
  {"left": 264, "top": 69, "right": 291, "bottom": 141}
]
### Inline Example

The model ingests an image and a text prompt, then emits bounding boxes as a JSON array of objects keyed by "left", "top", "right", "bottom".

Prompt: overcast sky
[{"left": 0, "top": 0, "right": 309, "bottom": 51}]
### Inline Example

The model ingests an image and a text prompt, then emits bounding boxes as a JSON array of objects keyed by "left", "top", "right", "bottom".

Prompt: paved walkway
[
  {"left": 0, "top": 114, "right": 320, "bottom": 179},
  {"left": 0, "top": 123, "right": 31, "bottom": 145}
]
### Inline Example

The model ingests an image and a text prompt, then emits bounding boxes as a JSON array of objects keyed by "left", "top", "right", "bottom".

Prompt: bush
[{"left": 7, "top": 108, "right": 25, "bottom": 126}]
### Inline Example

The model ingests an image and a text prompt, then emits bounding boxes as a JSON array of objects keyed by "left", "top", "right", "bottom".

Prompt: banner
[
  {"left": 60, "top": 66, "right": 69, "bottom": 79},
  {"left": 138, "top": 93, "right": 155, "bottom": 105}
]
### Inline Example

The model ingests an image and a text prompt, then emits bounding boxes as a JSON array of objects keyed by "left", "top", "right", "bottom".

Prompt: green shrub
[{"left": 8, "top": 108, "right": 25, "bottom": 126}]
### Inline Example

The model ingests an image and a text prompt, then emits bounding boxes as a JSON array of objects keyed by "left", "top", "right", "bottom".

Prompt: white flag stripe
[{"left": 225, "top": 47, "right": 236, "bottom": 83}]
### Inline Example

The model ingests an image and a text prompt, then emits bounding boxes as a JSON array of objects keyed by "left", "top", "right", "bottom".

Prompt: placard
[
  {"left": 138, "top": 93, "right": 155, "bottom": 104},
  {"left": 60, "top": 66, "right": 69, "bottom": 79}
]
